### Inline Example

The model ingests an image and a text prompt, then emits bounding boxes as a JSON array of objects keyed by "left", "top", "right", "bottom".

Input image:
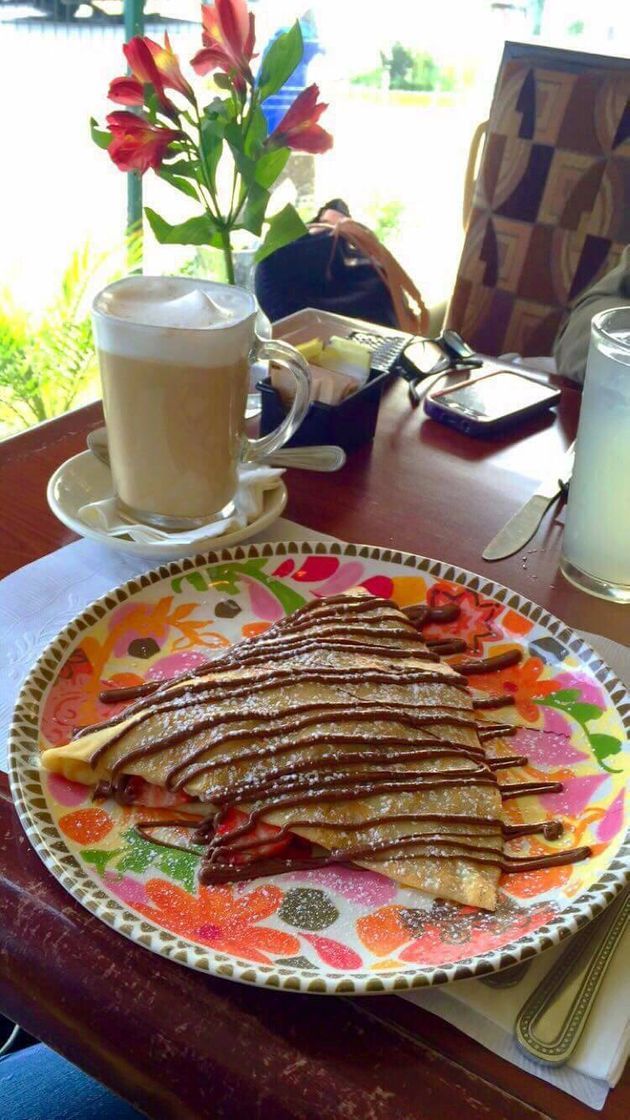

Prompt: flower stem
[{"left": 220, "top": 229, "right": 235, "bottom": 285}]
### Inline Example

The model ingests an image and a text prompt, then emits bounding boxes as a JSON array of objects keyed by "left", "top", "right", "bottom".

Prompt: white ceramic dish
[{"left": 47, "top": 450, "right": 288, "bottom": 561}]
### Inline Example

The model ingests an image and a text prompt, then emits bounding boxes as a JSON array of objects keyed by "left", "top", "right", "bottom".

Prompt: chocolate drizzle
[
  {"left": 457, "top": 649, "right": 523, "bottom": 675},
  {"left": 107, "top": 709, "right": 478, "bottom": 788},
  {"left": 477, "top": 723, "right": 518, "bottom": 742},
  {"left": 472, "top": 695, "right": 516, "bottom": 710},
  {"left": 70, "top": 590, "right": 590, "bottom": 895}
]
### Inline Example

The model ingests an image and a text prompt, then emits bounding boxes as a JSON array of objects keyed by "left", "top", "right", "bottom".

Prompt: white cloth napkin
[
  {"left": 402, "top": 927, "right": 629, "bottom": 1110},
  {"left": 0, "top": 523, "right": 627, "bottom": 1109},
  {"left": 78, "top": 465, "right": 284, "bottom": 544}
]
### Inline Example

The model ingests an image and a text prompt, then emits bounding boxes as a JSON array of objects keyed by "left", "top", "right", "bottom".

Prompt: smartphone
[{"left": 424, "top": 370, "right": 561, "bottom": 436}]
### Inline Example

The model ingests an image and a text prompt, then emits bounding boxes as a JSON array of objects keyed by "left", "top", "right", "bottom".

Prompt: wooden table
[{"left": 1, "top": 381, "right": 628, "bottom": 1120}]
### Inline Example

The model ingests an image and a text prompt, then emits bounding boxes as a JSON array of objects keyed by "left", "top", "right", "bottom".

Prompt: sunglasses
[{"left": 401, "top": 330, "right": 483, "bottom": 406}]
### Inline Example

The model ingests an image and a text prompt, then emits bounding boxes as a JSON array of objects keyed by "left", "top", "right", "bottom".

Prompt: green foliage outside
[
  {"left": 0, "top": 235, "right": 141, "bottom": 437},
  {"left": 0, "top": 233, "right": 265, "bottom": 438},
  {"left": 351, "top": 43, "right": 466, "bottom": 93},
  {"left": 366, "top": 198, "right": 405, "bottom": 244}
]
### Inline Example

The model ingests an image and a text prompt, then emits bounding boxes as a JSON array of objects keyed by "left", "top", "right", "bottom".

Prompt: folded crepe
[{"left": 42, "top": 590, "right": 509, "bottom": 910}]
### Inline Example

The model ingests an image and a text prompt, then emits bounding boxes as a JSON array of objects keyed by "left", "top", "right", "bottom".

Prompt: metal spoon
[{"left": 86, "top": 428, "right": 346, "bottom": 473}]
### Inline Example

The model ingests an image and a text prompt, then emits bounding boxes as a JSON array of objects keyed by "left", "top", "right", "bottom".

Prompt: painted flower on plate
[
  {"left": 133, "top": 880, "right": 300, "bottom": 963},
  {"left": 464, "top": 650, "right": 558, "bottom": 721}
]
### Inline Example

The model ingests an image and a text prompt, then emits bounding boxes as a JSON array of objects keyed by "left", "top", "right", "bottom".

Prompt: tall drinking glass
[{"left": 560, "top": 306, "right": 630, "bottom": 603}]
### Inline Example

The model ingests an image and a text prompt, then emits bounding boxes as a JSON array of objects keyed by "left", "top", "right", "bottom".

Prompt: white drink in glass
[{"left": 561, "top": 306, "right": 630, "bottom": 602}]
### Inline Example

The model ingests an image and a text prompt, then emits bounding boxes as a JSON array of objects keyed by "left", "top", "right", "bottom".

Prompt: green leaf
[
  {"left": 254, "top": 203, "right": 308, "bottom": 263},
  {"left": 589, "top": 734, "right": 623, "bottom": 772},
  {"left": 255, "top": 147, "right": 290, "bottom": 188},
  {"left": 171, "top": 570, "right": 209, "bottom": 594},
  {"left": 204, "top": 95, "right": 236, "bottom": 123},
  {"left": 208, "top": 559, "right": 307, "bottom": 614},
  {"left": 224, "top": 122, "right": 258, "bottom": 186},
  {"left": 160, "top": 158, "right": 202, "bottom": 179},
  {"left": 145, "top": 207, "right": 223, "bottom": 248},
  {"left": 238, "top": 183, "right": 270, "bottom": 235},
  {"left": 83, "top": 848, "right": 120, "bottom": 874},
  {"left": 243, "top": 107, "right": 269, "bottom": 157},
  {"left": 200, "top": 117, "right": 225, "bottom": 182},
  {"left": 156, "top": 847, "right": 199, "bottom": 893},
  {"left": 540, "top": 689, "right": 581, "bottom": 705},
  {"left": 214, "top": 73, "right": 233, "bottom": 91},
  {"left": 114, "top": 828, "right": 199, "bottom": 891},
  {"left": 90, "top": 117, "right": 111, "bottom": 150},
  {"left": 567, "top": 703, "right": 604, "bottom": 725},
  {"left": 115, "top": 829, "right": 159, "bottom": 875},
  {"left": 158, "top": 169, "right": 200, "bottom": 201},
  {"left": 257, "top": 21, "right": 304, "bottom": 102},
  {"left": 145, "top": 86, "right": 160, "bottom": 121}
]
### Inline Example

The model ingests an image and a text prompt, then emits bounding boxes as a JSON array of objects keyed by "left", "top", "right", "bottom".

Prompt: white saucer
[{"left": 47, "top": 451, "right": 288, "bottom": 560}]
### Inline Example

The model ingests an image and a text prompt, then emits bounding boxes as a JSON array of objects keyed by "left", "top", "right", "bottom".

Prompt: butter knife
[{"left": 483, "top": 443, "right": 575, "bottom": 562}]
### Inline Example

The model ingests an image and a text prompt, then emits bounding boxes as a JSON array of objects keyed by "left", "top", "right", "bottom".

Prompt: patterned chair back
[{"left": 446, "top": 41, "right": 630, "bottom": 357}]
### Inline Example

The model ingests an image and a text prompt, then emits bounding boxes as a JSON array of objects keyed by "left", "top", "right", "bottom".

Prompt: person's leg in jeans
[{"left": 0, "top": 1043, "right": 145, "bottom": 1120}]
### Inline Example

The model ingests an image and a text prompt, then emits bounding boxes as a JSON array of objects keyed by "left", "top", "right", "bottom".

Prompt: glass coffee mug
[
  {"left": 560, "top": 306, "right": 630, "bottom": 603},
  {"left": 92, "top": 276, "right": 311, "bottom": 530}
]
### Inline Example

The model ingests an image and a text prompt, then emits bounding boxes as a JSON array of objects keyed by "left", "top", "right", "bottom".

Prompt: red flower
[
  {"left": 423, "top": 582, "right": 503, "bottom": 654},
  {"left": 356, "top": 898, "right": 557, "bottom": 966},
  {"left": 135, "top": 879, "right": 300, "bottom": 963},
  {"left": 106, "top": 111, "right": 181, "bottom": 175},
  {"left": 191, "top": 0, "right": 256, "bottom": 91},
  {"left": 147, "top": 33, "right": 195, "bottom": 101},
  {"left": 466, "top": 650, "right": 559, "bottom": 722},
  {"left": 108, "top": 76, "right": 146, "bottom": 107},
  {"left": 109, "top": 36, "right": 181, "bottom": 114},
  {"left": 268, "top": 84, "right": 333, "bottom": 154}
]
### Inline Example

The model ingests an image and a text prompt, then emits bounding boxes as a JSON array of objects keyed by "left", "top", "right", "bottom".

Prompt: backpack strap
[{"left": 309, "top": 215, "right": 429, "bottom": 335}]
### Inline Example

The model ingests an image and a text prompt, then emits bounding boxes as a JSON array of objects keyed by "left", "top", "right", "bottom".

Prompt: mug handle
[{"left": 243, "top": 337, "right": 311, "bottom": 462}]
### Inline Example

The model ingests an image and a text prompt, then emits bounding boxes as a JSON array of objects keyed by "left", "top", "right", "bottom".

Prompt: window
[{"left": 1, "top": 0, "right": 628, "bottom": 433}]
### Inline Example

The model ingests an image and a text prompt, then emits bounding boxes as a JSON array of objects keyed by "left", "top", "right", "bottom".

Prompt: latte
[{"left": 92, "top": 277, "right": 255, "bottom": 527}]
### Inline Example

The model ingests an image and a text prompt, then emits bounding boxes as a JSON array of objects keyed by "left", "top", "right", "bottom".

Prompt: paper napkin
[{"left": 78, "top": 465, "right": 284, "bottom": 545}]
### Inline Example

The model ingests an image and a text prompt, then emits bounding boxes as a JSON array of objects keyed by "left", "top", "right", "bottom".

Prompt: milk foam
[{"left": 92, "top": 276, "right": 256, "bottom": 366}]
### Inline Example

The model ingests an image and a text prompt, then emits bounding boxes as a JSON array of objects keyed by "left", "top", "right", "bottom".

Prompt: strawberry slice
[
  {"left": 121, "top": 776, "right": 193, "bottom": 808},
  {"left": 215, "top": 807, "right": 309, "bottom": 865}
]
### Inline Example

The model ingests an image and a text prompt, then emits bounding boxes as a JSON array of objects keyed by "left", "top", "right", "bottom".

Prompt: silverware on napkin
[
  {"left": 86, "top": 428, "right": 346, "bottom": 473},
  {"left": 515, "top": 889, "right": 630, "bottom": 1066},
  {"left": 483, "top": 443, "right": 575, "bottom": 562}
]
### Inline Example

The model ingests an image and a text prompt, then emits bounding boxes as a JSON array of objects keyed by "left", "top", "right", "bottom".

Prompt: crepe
[{"left": 41, "top": 590, "right": 508, "bottom": 909}]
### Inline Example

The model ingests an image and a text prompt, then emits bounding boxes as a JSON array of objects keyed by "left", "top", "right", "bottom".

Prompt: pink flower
[
  {"left": 553, "top": 672, "right": 607, "bottom": 708},
  {"left": 146, "top": 651, "right": 209, "bottom": 680},
  {"left": 268, "top": 84, "right": 333, "bottom": 154},
  {"left": 288, "top": 865, "right": 397, "bottom": 907},
  {"left": 596, "top": 789, "right": 625, "bottom": 843}
]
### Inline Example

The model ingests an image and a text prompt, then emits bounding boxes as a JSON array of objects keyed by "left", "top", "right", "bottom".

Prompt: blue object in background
[{"left": 261, "top": 9, "right": 323, "bottom": 134}]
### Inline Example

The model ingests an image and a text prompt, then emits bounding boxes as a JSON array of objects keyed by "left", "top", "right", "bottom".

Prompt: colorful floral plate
[{"left": 9, "top": 542, "right": 630, "bottom": 995}]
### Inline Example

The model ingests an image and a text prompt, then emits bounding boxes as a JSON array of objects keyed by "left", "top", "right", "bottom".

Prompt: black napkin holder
[{"left": 258, "top": 367, "right": 392, "bottom": 453}]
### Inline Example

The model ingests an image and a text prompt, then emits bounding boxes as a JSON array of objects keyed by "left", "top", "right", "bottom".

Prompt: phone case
[{"left": 423, "top": 374, "right": 561, "bottom": 437}]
